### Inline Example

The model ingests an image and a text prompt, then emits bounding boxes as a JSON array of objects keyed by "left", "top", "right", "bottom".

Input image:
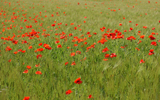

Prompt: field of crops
[{"left": 0, "top": 0, "right": 160, "bottom": 99}]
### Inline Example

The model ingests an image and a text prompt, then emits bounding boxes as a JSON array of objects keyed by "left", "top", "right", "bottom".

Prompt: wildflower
[
  {"left": 119, "top": 23, "right": 122, "bottom": 26},
  {"left": 66, "top": 90, "right": 72, "bottom": 95},
  {"left": 36, "top": 54, "right": 42, "bottom": 59},
  {"left": 140, "top": 59, "right": 145, "bottom": 63},
  {"left": 102, "top": 47, "right": 109, "bottom": 53},
  {"left": 71, "top": 52, "right": 75, "bottom": 57},
  {"left": 35, "top": 71, "right": 42, "bottom": 75},
  {"left": 74, "top": 77, "right": 82, "bottom": 84},
  {"left": 27, "top": 66, "right": 31, "bottom": 69},
  {"left": 88, "top": 95, "right": 94, "bottom": 99},
  {"left": 8, "top": 59, "right": 12, "bottom": 62},
  {"left": 28, "top": 46, "right": 32, "bottom": 49},
  {"left": 51, "top": 24, "right": 55, "bottom": 26},
  {"left": 126, "top": 36, "right": 136, "bottom": 40},
  {"left": 39, "top": 43, "right": 43, "bottom": 46},
  {"left": 149, "top": 49, "right": 154, "bottom": 55},
  {"left": 65, "top": 62, "right": 68, "bottom": 65},
  {"left": 71, "top": 61, "right": 76, "bottom": 65},
  {"left": 23, "top": 69, "right": 28, "bottom": 74},
  {"left": 148, "top": 35, "right": 156, "bottom": 40},
  {"left": 110, "top": 53, "right": 117, "bottom": 58},
  {"left": 135, "top": 47, "right": 140, "bottom": 51},
  {"left": 14, "top": 51, "right": 18, "bottom": 54},
  {"left": 151, "top": 41, "right": 157, "bottom": 46},
  {"left": 140, "top": 35, "right": 145, "bottom": 39},
  {"left": 105, "top": 54, "right": 110, "bottom": 58},
  {"left": 23, "top": 96, "right": 30, "bottom": 100},
  {"left": 57, "top": 44, "right": 62, "bottom": 48}
]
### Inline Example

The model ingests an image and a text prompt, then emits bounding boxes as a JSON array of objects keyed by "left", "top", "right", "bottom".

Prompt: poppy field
[{"left": 0, "top": 0, "right": 160, "bottom": 99}]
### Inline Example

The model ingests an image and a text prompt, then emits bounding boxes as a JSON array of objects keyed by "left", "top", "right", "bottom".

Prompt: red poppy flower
[
  {"left": 35, "top": 71, "right": 42, "bottom": 75},
  {"left": 28, "top": 46, "right": 32, "bottom": 49},
  {"left": 88, "top": 35, "right": 92, "bottom": 37},
  {"left": 71, "top": 52, "right": 75, "bottom": 57},
  {"left": 140, "top": 35, "right": 145, "bottom": 39},
  {"left": 130, "top": 27, "right": 133, "bottom": 30},
  {"left": 69, "top": 22, "right": 74, "bottom": 25},
  {"left": 37, "top": 48, "right": 44, "bottom": 52},
  {"left": 102, "top": 47, "right": 109, "bottom": 53},
  {"left": 76, "top": 51, "right": 81, "bottom": 54},
  {"left": 138, "top": 31, "right": 141, "bottom": 33},
  {"left": 148, "top": 35, "right": 156, "bottom": 40},
  {"left": 93, "top": 32, "right": 97, "bottom": 35},
  {"left": 74, "top": 44, "right": 78, "bottom": 47},
  {"left": 151, "top": 41, "right": 157, "bottom": 46},
  {"left": 103, "top": 59, "right": 108, "bottom": 61},
  {"left": 39, "top": 43, "right": 43, "bottom": 46},
  {"left": 126, "top": 36, "right": 136, "bottom": 41},
  {"left": 17, "top": 49, "right": 22, "bottom": 52},
  {"left": 23, "top": 96, "right": 30, "bottom": 100},
  {"left": 23, "top": 69, "right": 28, "bottom": 73},
  {"left": 152, "top": 27, "right": 155, "bottom": 30},
  {"left": 8, "top": 59, "right": 12, "bottom": 62},
  {"left": 151, "top": 32, "right": 155, "bottom": 35},
  {"left": 21, "top": 50, "right": 26, "bottom": 53},
  {"left": 88, "top": 95, "right": 94, "bottom": 98},
  {"left": 143, "top": 26, "right": 147, "bottom": 29},
  {"left": 149, "top": 49, "right": 154, "bottom": 55},
  {"left": 105, "top": 54, "right": 110, "bottom": 58},
  {"left": 138, "top": 40, "right": 142, "bottom": 44},
  {"left": 65, "top": 62, "right": 68, "bottom": 65},
  {"left": 43, "top": 44, "right": 49, "bottom": 48},
  {"left": 74, "top": 27, "right": 77, "bottom": 30},
  {"left": 36, "top": 54, "right": 42, "bottom": 59},
  {"left": 74, "top": 77, "right": 82, "bottom": 84},
  {"left": 57, "top": 44, "right": 62, "bottom": 48},
  {"left": 110, "top": 53, "right": 117, "bottom": 58},
  {"left": 120, "top": 46, "right": 125, "bottom": 49},
  {"left": 55, "top": 41, "right": 60, "bottom": 44},
  {"left": 60, "top": 35, "right": 66, "bottom": 39},
  {"left": 69, "top": 33, "right": 73, "bottom": 37},
  {"left": 51, "top": 24, "right": 55, "bottom": 26},
  {"left": 124, "top": 30, "right": 127, "bottom": 32},
  {"left": 135, "top": 47, "right": 140, "bottom": 51},
  {"left": 84, "top": 42, "right": 87, "bottom": 45},
  {"left": 27, "top": 65, "right": 31, "bottom": 69},
  {"left": 14, "top": 51, "right": 18, "bottom": 54},
  {"left": 71, "top": 61, "right": 76, "bottom": 65},
  {"left": 66, "top": 90, "right": 72, "bottom": 95},
  {"left": 140, "top": 59, "right": 145, "bottom": 63},
  {"left": 45, "top": 46, "right": 52, "bottom": 50},
  {"left": 35, "top": 64, "right": 40, "bottom": 67}
]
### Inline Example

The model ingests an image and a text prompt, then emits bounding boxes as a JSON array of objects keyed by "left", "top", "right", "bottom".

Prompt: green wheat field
[{"left": 0, "top": 0, "right": 160, "bottom": 100}]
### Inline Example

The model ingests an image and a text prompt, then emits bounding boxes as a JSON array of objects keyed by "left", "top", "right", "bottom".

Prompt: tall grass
[{"left": 0, "top": 0, "right": 160, "bottom": 99}]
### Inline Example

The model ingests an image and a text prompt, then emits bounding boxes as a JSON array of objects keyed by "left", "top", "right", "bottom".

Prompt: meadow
[{"left": 0, "top": 0, "right": 160, "bottom": 99}]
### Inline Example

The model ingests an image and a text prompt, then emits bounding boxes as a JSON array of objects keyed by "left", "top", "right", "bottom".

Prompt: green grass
[{"left": 0, "top": 0, "right": 160, "bottom": 99}]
